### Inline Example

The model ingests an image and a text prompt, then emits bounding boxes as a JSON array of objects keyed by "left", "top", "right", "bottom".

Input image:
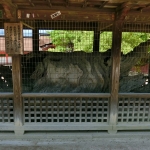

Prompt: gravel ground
[{"left": 0, "top": 131, "right": 150, "bottom": 150}]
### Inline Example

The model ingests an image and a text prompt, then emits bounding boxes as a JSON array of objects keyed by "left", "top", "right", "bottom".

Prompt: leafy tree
[
  {"left": 47, "top": 30, "right": 150, "bottom": 54},
  {"left": 100, "top": 32, "right": 112, "bottom": 52},
  {"left": 121, "top": 32, "right": 150, "bottom": 54},
  {"left": 100, "top": 32, "right": 150, "bottom": 54},
  {"left": 47, "top": 30, "right": 93, "bottom": 52}
]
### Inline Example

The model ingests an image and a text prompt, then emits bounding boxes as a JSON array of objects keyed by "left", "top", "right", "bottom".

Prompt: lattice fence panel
[
  {"left": 23, "top": 97, "right": 109, "bottom": 123},
  {"left": 118, "top": 97, "right": 150, "bottom": 123},
  {"left": 0, "top": 97, "right": 14, "bottom": 123}
]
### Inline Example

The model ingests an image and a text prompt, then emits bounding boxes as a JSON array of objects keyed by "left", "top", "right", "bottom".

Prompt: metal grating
[
  {"left": 119, "top": 23, "right": 150, "bottom": 93},
  {"left": 118, "top": 97, "right": 150, "bottom": 123},
  {"left": 0, "top": 97, "right": 14, "bottom": 123},
  {"left": 21, "top": 20, "right": 112, "bottom": 93},
  {"left": 23, "top": 97, "right": 109, "bottom": 123}
]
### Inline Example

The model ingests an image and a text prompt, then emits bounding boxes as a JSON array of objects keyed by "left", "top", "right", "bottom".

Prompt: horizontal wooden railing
[
  {"left": 0, "top": 92, "right": 14, "bottom": 97},
  {"left": 22, "top": 93, "right": 111, "bottom": 98},
  {"left": 119, "top": 93, "right": 150, "bottom": 98}
]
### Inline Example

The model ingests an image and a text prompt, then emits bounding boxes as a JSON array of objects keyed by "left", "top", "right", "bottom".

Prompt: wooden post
[
  {"left": 12, "top": 55, "right": 24, "bottom": 135},
  {"left": 109, "top": 21, "right": 123, "bottom": 134},
  {"left": 33, "top": 22, "right": 39, "bottom": 53},
  {"left": 93, "top": 22, "right": 100, "bottom": 52},
  {"left": 93, "top": 30, "right": 100, "bottom": 52},
  {"left": 6, "top": 11, "right": 24, "bottom": 134}
]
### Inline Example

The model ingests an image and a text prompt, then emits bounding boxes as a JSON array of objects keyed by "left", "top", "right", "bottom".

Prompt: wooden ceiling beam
[
  {"left": 0, "top": 0, "right": 17, "bottom": 19},
  {"left": 19, "top": 9, "right": 114, "bottom": 17},
  {"left": 136, "top": 4, "right": 150, "bottom": 11},
  {"left": 46, "top": 0, "right": 52, "bottom": 7},
  {"left": 19, "top": 6, "right": 115, "bottom": 13},
  {"left": 82, "top": 0, "right": 87, "bottom": 8},
  {"left": 28, "top": 0, "right": 34, "bottom": 7},
  {"left": 17, "top": 8, "right": 115, "bottom": 21},
  {"left": 115, "top": 2, "right": 131, "bottom": 20},
  {"left": 65, "top": 0, "right": 69, "bottom": 7},
  {"left": 109, "top": 0, "right": 150, "bottom": 4},
  {"left": 99, "top": 1, "right": 108, "bottom": 9}
]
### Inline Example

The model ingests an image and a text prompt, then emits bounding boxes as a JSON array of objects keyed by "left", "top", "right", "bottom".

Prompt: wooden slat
[
  {"left": 148, "top": 101, "right": 150, "bottom": 122},
  {"left": 142, "top": 99, "right": 146, "bottom": 122},
  {"left": 137, "top": 98, "right": 141, "bottom": 122},
  {"left": 28, "top": 97, "right": 31, "bottom": 122},
  {"left": 7, "top": 99, "right": 10, "bottom": 122}
]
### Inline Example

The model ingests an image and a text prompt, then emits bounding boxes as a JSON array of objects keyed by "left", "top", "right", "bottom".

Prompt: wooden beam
[
  {"left": 115, "top": 2, "right": 131, "bottom": 20},
  {"left": 18, "top": 9, "right": 115, "bottom": 21},
  {"left": 28, "top": 0, "right": 34, "bottom": 7},
  {"left": 0, "top": 0, "right": 17, "bottom": 19},
  {"left": 21, "top": 21, "right": 34, "bottom": 29},
  {"left": 29, "top": 21, "right": 97, "bottom": 31},
  {"left": 46, "top": 0, "right": 52, "bottom": 7},
  {"left": 136, "top": 4, "right": 150, "bottom": 11},
  {"left": 65, "top": 0, "right": 69, "bottom": 7},
  {"left": 110, "top": 0, "right": 150, "bottom": 4},
  {"left": 109, "top": 20, "right": 123, "bottom": 134},
  {"left": 93, "top": 22, "right": 100, "bottom": 52},
  {"left": 99, "top": 1, "right": 108, "bottom": 9},
  {"left": 99, "top": 23, "right": 113, "bottom": 31},
  {"left": 93, "top": 30, "right": 100, "bottom": 52},
  {"left": 82, "top": 0, "right": 87, "bottom": 8},
  {"left": 33, "top": 23, "right": 39, "bottom": 53},
  {"left": 19, "top": 6, "right": 115, "bottom": 12}
]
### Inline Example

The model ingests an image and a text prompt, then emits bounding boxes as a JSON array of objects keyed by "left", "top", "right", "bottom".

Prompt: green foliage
[
  {"left": 121, "top": 32, "right": 150, "bottom": 54},
  {"left": 100, "top": 32, "right": 112, "bottom": 52},
  {"left": 100, "top": 32, "right": 150, "bottom": 54},
  {"left": 47, "top": 30, "right": 150, "bottom": 54},
  {"left": 47, "top": 30, "right": 93, "bottom": 52}
]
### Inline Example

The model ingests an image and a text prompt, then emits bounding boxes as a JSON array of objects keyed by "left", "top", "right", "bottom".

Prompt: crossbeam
[{"left": 0, "top": 0, "right": 17, "bottom": 19}]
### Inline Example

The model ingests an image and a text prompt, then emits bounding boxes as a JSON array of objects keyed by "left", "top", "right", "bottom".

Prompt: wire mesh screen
[
  {"left": 0, "top": 20, "right": 13, "bottom": 92},
  {"left": 21, "top": 20, "right": 112, "bottom": 93},
  {"left": 0, "top": 96, "right": 14, "bottom": 123},
  {"left": 23, "top": 96, "right": 109, "bottom": 123},
  {"left": 119, "top": 23, "right": 150, "bottom": 93},
  {"left": 118, "top": 96, "right": 150, "bottom": 123}
]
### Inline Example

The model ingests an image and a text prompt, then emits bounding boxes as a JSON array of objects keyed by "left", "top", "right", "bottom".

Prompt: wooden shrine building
[{"left": 0, "top": 0, "right": 150, "bottom": 135}]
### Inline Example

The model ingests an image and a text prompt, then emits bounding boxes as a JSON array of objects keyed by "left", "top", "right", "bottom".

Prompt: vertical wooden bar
[
  {"left": 109, "top": 21, "right": 123, "bottom": 134},
  {"left": 93, "top": 30, "right": 100, "bottom": 52},
  {"left": 33, "top": 22, "right": 39, "bottom": 53},
  {"left": 93, "top": 22, "right": 100, "bottom": 52},
  {"left": 12, "top": 54, "right": 24, "bottom": 134}
]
